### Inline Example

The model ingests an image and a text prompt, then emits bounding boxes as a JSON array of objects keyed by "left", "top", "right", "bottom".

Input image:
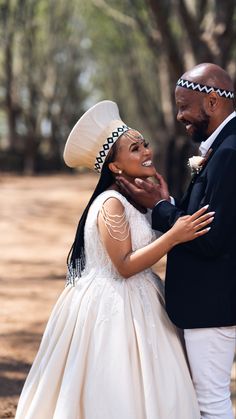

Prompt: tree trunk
[{"left": 4, "top": 30, "right": 17, "bottom": 150}]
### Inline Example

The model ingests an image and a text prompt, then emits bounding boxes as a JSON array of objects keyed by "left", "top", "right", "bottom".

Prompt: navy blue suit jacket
[{"left": 152, "top": 117, "right": 236, "bottom": 328}]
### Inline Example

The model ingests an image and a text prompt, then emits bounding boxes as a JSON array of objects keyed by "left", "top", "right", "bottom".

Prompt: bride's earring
[{"left": 117, "top": 170, "right": 122, "bottom": 174}]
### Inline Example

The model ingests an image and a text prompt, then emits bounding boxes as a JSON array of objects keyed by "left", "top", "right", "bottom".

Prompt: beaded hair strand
[{"left": 66, "top": 141, "right": 120, "bottom": 286}]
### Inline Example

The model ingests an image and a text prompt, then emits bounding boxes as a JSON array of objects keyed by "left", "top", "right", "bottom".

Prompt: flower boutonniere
[{"left": 188, "top": 148, "right": 213, "bottom": 177}]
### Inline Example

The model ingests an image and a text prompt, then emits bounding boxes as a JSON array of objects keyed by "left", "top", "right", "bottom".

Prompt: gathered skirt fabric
[{"left": 15, "top": 271, "right": 200, "bottom": 419}]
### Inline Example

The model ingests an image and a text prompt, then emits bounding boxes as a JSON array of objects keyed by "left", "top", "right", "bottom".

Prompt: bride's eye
[
  {"left": 144, "top": 141, "right": 149, "bottom": 148},
  {"left": 131, "top": 145, "right": 139, "bottom": 152}
]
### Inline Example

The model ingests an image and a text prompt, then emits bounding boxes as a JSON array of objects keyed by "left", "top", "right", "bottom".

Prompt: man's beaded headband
[
  {"left": 94, "top": 124, "right": 130, "bottom": 173},
  {"left": 176, "top": 78, "right": 234, "bottom": 99}
]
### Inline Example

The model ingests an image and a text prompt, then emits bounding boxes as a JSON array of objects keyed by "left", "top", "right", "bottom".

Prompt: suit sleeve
[{"left": 152, "top": 147, "right": 236, "bottom": 258}]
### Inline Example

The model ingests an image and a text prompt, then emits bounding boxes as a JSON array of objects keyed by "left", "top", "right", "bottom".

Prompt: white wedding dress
[{"left": 15, "top": 190, "right": 200, "bottom": 419}]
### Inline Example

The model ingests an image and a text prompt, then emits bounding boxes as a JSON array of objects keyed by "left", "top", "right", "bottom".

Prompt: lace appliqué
[{"left": 100, "top": 204, "right": 130, "bottom": 241}]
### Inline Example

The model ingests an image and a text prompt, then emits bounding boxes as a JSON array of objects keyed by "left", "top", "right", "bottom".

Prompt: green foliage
[
  {"left": 0, "top": 0, "right": 90, "bottom": 172},
  {"left": 0, "top": 0, "right": 236, "bottom": 191}
]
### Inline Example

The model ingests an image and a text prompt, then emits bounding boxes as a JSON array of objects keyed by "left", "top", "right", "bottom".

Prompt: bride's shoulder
[
  {"left": 89, "top": 190, "right": 126, "bottom": 214},
  {"left": 96, "top": 189, "right": 127, "bottom": 206},
  {"left": 100, "top": 191, "right": 125, "bottom": 213}
]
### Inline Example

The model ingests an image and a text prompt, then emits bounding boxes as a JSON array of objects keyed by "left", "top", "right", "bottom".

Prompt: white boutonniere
[
  {"left": 188, "top": 156, "right": 205, "bottom": 176},
  {"left": 188, "top": 148, "right": 213, "bottom": 177}
]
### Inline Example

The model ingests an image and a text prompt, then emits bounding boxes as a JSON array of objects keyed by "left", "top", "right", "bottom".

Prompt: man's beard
[{"left": 191, "top": 110, "right": 210, "bottom": 143}]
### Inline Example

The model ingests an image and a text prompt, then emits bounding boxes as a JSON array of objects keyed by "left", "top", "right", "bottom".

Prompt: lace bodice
[{"left": 84, "top": 190, "right": 156, "bottom": 279}]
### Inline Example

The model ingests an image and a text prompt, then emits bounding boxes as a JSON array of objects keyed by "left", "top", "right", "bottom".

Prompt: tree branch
[
  {"left": 128, "top": 0, "right": 162, "bottom": 55},
  {"left": 214, "top": 0, "right": 236, "bottom": 66},
  {"left": 177, "top": 0, "right": 214, "bottom": 62},
  {"left": 91, "top": 0, "right": 137, "bottom": 28},
  {"left": 197, "top": 0, "right": 208, "bottom": 25},
  {"left": 146, "top": 0, "right": 185, "bottom": 79}
]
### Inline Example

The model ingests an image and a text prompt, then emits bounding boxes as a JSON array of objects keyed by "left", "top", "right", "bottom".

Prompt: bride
[{"left": 15, "top": 100, "right": 213, "bottom": 419}]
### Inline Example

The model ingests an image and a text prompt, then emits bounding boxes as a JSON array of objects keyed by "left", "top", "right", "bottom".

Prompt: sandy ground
[{"left": 0, "top": 174, "right": 235, "bottom": 418}]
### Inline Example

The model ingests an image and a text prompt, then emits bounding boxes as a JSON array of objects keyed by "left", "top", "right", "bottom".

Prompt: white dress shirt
[{"left": 199, "top": 111, "right": 236, "bottom": 156}]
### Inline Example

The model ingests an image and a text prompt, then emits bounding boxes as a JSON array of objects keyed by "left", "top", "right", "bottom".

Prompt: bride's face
[{"left": 109, "top": 130, "right": 156, "bottom": 179}]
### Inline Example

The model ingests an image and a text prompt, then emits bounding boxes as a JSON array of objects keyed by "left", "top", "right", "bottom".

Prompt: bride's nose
[{"left": 143, "top": 146, "right": 151, "bottom": 156}]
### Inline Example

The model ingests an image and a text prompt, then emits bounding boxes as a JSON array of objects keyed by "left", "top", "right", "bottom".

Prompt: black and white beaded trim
[
  {"left": 177, "top": 78, "right": 234, "bottom": 99},
  {"left": 94, "top": 124, "right": 130, "bottom": 173}
]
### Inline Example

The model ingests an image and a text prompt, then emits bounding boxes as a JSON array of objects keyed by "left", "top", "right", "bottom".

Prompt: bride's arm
[{"left": 98, "top": 197, "right": 213, "bottom": 279}]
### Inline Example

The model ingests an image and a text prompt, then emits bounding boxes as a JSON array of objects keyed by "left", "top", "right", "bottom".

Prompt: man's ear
[
  {"left": 207, "top": 92, "right": 218, "bottom": 112},
  {"left": 108, "top": 162, "right": 121, "bottom": 175}
]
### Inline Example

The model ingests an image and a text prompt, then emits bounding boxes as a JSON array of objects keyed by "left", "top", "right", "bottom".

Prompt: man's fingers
[
  {"left": 116, "top": 180, "right": 131, "bottom": 196},
  {"left": 154, "top": 171, "right": 162, "bottom": 181},
  {"left": 117, "top": 176, "right": 140, "bottom": 195},
  {"left": 135, "top": 178, "right": 154, "bottom": 192},
  {"left": 154, "top": 172, "right": 170, "bottom": 200},
  {"left": 155, "top": 172, "right": 164, "bottom": 185}
]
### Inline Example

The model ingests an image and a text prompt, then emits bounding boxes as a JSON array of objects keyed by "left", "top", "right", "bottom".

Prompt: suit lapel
[
  {"left": 180, "top": 178, "right": 195, "bottom": 209},
  {"left": 180, "top": 117, "right": 236, "bottom": 208}
]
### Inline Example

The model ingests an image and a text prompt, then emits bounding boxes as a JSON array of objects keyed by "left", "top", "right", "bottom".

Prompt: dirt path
[
  {"left": 0, "top": 174, "right": 235, "bottom": 418},
  {"left": 0, "top": 174, "right": 100, "bottom": 417}
]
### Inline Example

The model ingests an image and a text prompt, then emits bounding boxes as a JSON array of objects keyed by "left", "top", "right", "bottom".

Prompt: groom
[{"left": 119, "top": 63, "right": 236, "bottom": 419}]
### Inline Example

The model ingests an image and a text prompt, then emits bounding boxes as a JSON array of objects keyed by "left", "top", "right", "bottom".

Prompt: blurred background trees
[{"left": 0, "top": 0, "right": 236, "bottom": 196}]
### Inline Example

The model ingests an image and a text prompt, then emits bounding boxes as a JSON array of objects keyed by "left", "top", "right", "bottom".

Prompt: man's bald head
[
  {"left": 181, "top": 63, "right": 234, "bottom": 93},
  {"left": 175, "top": 63, "right": 235, "bottom": 142}
]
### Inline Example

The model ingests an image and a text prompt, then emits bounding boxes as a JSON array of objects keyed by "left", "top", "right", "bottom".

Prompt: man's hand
[{"left": 117, "top": 172, "right": 170, "bottom": 209}]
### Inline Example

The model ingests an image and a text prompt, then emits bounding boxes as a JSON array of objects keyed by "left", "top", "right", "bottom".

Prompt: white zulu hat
[{"left": 63, "top": 100, "right": 130, "bottom": 173}]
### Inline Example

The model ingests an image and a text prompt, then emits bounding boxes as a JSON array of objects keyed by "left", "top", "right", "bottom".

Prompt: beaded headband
[
  {"left": 176, "top": 78, "right": 234, "bottom": 99},
  {"left": 94, "top": 124, "right": 130, "bottom": 173}
]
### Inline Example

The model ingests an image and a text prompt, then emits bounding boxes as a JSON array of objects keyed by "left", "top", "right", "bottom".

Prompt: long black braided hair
[{"left": 66, "top": 141, "right": 119, "bottom": 285}]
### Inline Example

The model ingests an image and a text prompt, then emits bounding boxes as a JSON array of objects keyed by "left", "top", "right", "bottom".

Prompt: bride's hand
[{"left": 170, "top": 205, "right": 215, "bottom": 244}]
